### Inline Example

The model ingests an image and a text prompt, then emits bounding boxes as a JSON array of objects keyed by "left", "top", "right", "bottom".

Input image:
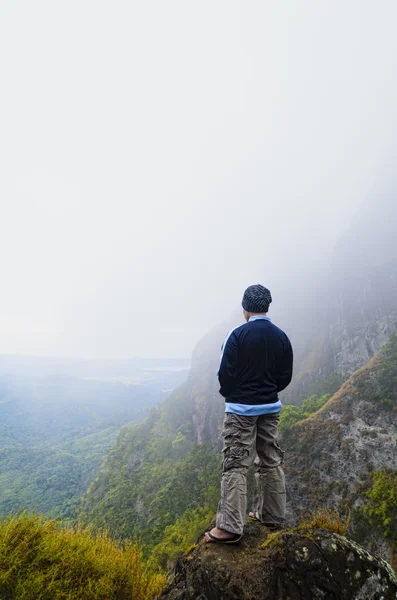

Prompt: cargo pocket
[{"left": 223, "top": 445, "right": 248, "bottom": 472}]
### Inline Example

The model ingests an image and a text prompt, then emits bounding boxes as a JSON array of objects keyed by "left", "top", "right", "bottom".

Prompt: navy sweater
[{"left": 218, "top": 317, "right": 293, "bottom": 405}]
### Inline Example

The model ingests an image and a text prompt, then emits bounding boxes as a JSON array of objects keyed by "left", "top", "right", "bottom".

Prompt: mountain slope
[
  {"left": 82, "top": 380, "right": 222, "bottom": 553},
  {"left": 83, "top": 335, "right": 397, "bottom": 567},
  {"left": 284, "top": 333, "right": 397, "bottom": 552},
  {"left": 0, "top": 375, "right": 165, "bottom": 519}
]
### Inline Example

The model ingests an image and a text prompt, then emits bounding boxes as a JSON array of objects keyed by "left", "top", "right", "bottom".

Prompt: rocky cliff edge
[{"left": 159, "top": 521, "right": 397, "bottom": 600}]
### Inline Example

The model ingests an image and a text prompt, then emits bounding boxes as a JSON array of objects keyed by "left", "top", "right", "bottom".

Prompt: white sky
[{"left": 1, "top": 1, "right": 397, "bottom": 358}]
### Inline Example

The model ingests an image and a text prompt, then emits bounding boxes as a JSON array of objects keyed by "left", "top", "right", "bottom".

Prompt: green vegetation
[
  {"left": 0, "top": 512, "right": 165, "bottom": 600},
  {"left": 83, "top": 384, "right": 338, "bottom": 568},
  {"left": 296, "top": 507, "right": 351, "bottom": 536},
  {"left": 361, "top": 468, "right": 397, "bottom": 547},
  {"left": 355, "top": 338, "right": 397, "bottom": 549},
  {"left": 50, "top": 333, "right": 397, "bottom": 571},
  {"left": 0, "top": 375, "right": 163, "bottom": 520},
  {"left": 357, "top": 337, "right": 397, "bottom": 549},
  {"left": 82, "top": 385, "right": 223, "bottom": 568},
  {"left": 279, "top": 393, "right": 331, "bottom": 437},
  {"left": 262, "top": 508, "right": 351, "bottom": 549},
  {"left": 0, "top": 428, "right": 118, "bottom": 522},
  {"left": 148, "top": 504, "right": 214, "bottom": 570},
  {"left": 84, "top": 433, "right": 221, "bottom": 560},
  {"left": 1, "top": 330, "right": 395, "bottom": 589}
]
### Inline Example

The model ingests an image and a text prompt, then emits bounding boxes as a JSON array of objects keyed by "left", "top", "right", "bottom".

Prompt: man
[{"left": 205, "top": 284, "right": 293, "bottom": 544}]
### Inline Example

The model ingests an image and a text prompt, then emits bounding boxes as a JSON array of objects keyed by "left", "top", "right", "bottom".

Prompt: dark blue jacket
[{"left": 218, "top": 317, "right": 293, "bottom": 405}]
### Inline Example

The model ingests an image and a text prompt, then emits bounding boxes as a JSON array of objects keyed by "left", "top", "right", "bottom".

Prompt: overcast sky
[{"left": 1, "top": 1, "right": 397, "bottom": 358}]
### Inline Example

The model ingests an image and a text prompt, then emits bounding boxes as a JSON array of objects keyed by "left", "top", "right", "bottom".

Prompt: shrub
[
  {"left": 361, "top": 468, "right": 397, "bottom": 544},
  {"left": 0, "top": 512, "right": 165, "bottom": 600},
  {"left": 296, "top": 507, "right": 351, "bottom": 536},
  {"left": 261, "top": 508, "right": 351, "bottom": 549},
  {"left": 279, "top": 394, "right": 331, "bottom": 437},
  {"left": 148, "top": 504, "right": 215, "bottom": 570}
]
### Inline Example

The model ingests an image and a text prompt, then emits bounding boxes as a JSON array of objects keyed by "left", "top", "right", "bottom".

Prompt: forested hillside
[
  {"left": 82, "top": 383, "right": 222, "bottom": 566},
  {"left": 0, "top": 375, "right": 167, "bottom": 520}
]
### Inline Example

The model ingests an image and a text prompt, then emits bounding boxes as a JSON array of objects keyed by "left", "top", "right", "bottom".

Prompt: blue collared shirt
[{"left": 247, "top": 315, "right": 271, "bottom": 323}]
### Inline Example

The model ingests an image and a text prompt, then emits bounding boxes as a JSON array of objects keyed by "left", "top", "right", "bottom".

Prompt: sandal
[
  {"left": 248, "top": 512, "right": 261, "bottom": 522},
  {"left": 205, "top": 531, "right": 242, "bottom": 544},
  {"left": 249, "top": 513, "right": 282, "bottom": 530}
]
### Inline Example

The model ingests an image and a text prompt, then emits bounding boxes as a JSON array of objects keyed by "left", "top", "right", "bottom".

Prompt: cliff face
[
  {"left": 284, "top": 192, "right": 397, "bottom": 402},
  {"left": 160, "top": 521, "right": 397, "bottom": 600},
  {"left": 286, "top": 338, "right": 397, "bottom": 501},
  {"left": 284, "top": 334, "right": 397, "bottom": 559},
  {"left": 188, "top": 321, "right": 234, "bottom": 445},
  {"left": 285, "top": 261, "right": 397, "bottom": 403}
]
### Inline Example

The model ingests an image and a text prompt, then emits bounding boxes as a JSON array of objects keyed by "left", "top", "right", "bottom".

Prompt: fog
[{"left": 1, "top": 1, "right": 397, "bottom": 358}]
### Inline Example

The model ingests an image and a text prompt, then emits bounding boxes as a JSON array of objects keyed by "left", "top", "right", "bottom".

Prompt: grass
[
  {"left": 261, "top": 508, "right": 351, "bottom": 549},
  {"left": 296, "top": 507, "right": 351, "bottom": 536},
  {"left": 0, "top": 512, "right": 166, "bottom": 600}
]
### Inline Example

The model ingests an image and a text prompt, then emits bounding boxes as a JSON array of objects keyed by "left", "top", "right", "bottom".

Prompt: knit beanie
[{"left": 242, "top": 284, "right": 272, "bottom": 313}]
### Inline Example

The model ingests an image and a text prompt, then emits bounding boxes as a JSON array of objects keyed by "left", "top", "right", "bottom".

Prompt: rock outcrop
[{"left": 160, "top": 522, "right": 397, "bottom": 600}]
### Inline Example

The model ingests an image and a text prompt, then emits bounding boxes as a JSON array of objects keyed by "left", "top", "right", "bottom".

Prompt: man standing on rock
[{"left": 205, "top": 284, "right": 293, "bottom": 544}]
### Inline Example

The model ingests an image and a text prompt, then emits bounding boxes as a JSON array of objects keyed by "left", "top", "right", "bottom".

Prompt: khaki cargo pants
[{"left": 216, "top": 412, "right": 285, "bottom": 535}]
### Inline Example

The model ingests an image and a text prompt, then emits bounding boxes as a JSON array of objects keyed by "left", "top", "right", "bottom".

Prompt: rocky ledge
[{"left": 159, "top": 522, "right": 397, "bottom": 600}]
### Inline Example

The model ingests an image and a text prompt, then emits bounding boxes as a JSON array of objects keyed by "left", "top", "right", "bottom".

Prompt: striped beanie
[{"left": 242, "top": 284, "right": 272, "bottom": 313}]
